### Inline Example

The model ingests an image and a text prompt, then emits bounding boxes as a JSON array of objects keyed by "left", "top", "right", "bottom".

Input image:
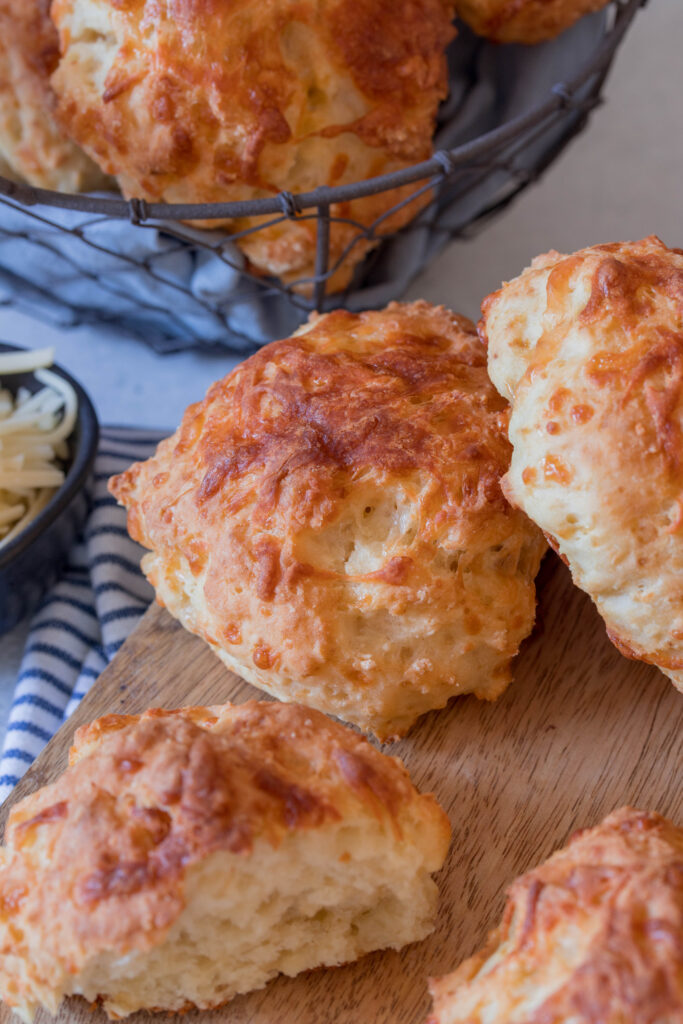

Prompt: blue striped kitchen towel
[{"left": 0, "top": 426, "right": 166, "bottom": 802}]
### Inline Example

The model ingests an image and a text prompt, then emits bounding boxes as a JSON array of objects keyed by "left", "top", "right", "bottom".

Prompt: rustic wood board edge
[{"left": 1, "top": 557, "right": 681, "bottom": 1024}]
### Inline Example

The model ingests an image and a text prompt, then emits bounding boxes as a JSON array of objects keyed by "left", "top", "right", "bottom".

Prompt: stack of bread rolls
[{"left": 0, "top": 0, "right": 611, "bottom": 289}]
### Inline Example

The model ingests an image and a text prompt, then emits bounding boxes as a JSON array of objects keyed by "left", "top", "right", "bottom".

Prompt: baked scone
[
  {"left": 48, "top": 0, "right": 455, "bottom": 290},
  {"left": 0, "top": 700, "right": 451, "bottom": 1021},
  {"left": 109, "top": 302, "right": 546, "bottom": 740},
  {"left": 428, "top": 807, "right": 683, "bottom": 1023},
  {"left": 481, "top": 236, "right": 683, "bottom": 689},
  {"left": 0, "top": 0, "right": 107, "bottom": 191},
  {"left": 455, "top": 0, "right": 610, "bottom": 44}
]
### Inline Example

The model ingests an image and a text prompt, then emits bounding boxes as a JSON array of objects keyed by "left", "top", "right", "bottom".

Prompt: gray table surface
[{"left": 0, "top": 0, "right": 681, "bottom": 752}]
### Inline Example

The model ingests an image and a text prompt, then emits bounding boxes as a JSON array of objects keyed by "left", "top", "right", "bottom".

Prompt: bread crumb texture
[{"left": 0, "top": 701, "right": 450, "bottom": 1021}]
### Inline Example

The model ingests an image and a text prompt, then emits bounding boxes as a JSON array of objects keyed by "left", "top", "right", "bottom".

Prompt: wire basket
[{"left": 0, "top": 0, "right": 642, "bottom": 353}]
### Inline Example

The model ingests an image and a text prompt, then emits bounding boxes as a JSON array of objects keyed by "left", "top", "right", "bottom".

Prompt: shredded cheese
[{"left": 0, "top": 349, "right": 78, "bottom": 549}]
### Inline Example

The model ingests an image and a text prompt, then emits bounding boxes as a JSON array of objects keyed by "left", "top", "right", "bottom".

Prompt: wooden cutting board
[{"left": 1, "top": 553, "right": 682, "bottom": 1024}]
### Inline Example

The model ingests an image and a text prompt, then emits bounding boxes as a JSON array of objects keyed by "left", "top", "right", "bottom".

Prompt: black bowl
[{"left": 0, "top": 344, "right": 99, "bottom": 635}]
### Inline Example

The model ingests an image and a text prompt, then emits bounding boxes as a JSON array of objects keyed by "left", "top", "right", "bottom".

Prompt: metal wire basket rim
[{"left": 0, "top": 0, "right": 642, "bottom": 225}]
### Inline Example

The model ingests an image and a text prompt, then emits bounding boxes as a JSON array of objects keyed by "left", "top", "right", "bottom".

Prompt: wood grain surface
[{"left": 1, "top": 552, "right": 682, "bottom": 1024}]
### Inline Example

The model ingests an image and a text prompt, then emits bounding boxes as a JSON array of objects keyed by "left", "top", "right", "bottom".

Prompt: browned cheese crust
[
  {"left": 429, "top": 807, "right": 683, "bottom": 1024},
  {"left": 455, "top": 0, "right": 609, "bottom": 44},
  {"left": 481, "top": 237, "right": 683, "bottom": 690},
  {"left": 49, "top": 0, "right": 456, "bottom": 289},
  {"left": 0, "top": 701, "right": 450, "bottom": 1016},
  {"left": 109, "top": 301, "right": 546, "bottom": 739},
  {"left": 0, "top": 0, "right": 106, "bottom": 189}
]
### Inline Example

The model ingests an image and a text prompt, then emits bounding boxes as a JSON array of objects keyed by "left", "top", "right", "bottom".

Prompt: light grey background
[{"left": 0, "top": 0, "right": 681, "bottom": 741}]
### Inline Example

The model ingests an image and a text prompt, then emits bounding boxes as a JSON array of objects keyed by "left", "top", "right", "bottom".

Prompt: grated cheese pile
[{"left": 0, "top": 347, "right": 77, "bottom": 549}]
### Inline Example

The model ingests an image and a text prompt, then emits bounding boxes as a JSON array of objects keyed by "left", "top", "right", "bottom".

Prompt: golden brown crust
[
  {"left": 429, "top": 807, "right": 683, "bottom": 1024},
  {"left": 50, "top": 0, "right": 455, "bottom": 288},
  {"left": 189, "top": 311, "right": 507, "bottom": 519},
  {"left": 455, "top": 0, "right": 609, "bottom": 44},
  {"left": 0, "top": 700, "right": 450, "bottom": 1015},
  {"left": 110, "top": 301, "right": 545, "bottom": 739},
  {"left": 0, "top": 0, "right": 106, "bottom": 189},
  {"left": 482, "top": 237, "right": 683, "bottom": 691}
]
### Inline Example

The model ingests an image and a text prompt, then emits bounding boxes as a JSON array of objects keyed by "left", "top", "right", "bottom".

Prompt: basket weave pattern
[{"left": 0, "top": 0, "right": 643, "bottom": 351}]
